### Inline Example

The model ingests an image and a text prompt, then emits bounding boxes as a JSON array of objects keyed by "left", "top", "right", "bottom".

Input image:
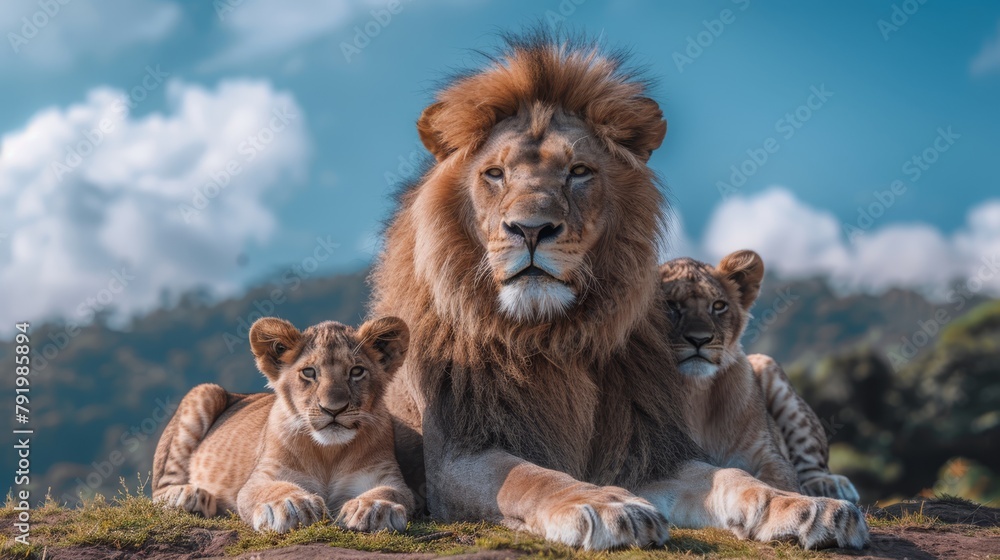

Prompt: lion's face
[
  {"left": 466, "top": 109, "right": 613, "bottom": 322},
  {"left": 248, "top": 317, "right": 409, "bottom": 446},
  {"left": 659, "top": 251, "right": 764, "bottom": 379}
]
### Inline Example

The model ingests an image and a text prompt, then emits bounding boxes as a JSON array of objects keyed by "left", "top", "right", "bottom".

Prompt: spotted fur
[
  {"left": 659, "top": 250, "right": 859, "bottom": 503},
  {"left": 659, "top": 251, "right": 799, "bottom": 492},
  {"left": 152, "top": 317, "right": 414, "bottom": 533},
  {"left": 749, "top": 354, "right": 861, "bottom": 503}
]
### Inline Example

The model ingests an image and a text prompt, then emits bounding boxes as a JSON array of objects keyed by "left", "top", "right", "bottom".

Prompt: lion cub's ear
[
  {"left": 249, "top": 317, "right": 302, "bottom": 382},
  {"left": 357, "top": 316, "right": 410, "bottom": 376},
  {"left": 718, "top": 250, "right": 765, "bottom": 311}
]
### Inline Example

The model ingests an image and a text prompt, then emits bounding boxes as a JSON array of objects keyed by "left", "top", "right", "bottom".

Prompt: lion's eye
[
  {"left": 666, "top": 301, "right": 681, "bottom": 314},
  {"left": 712, "top": 301, "right": 728, "bottom": 314},
  {"left": 570, "top": 164, "right": 592, "bottom": 177},
  {"left": 484, "top": 167, "right": 504, "bottom": 180},
  {"left": 300, "top": 367, "right": 316, "bottom": 380},
  {"left": 349, "top": 366, "right": 367, "bottom": 380}
]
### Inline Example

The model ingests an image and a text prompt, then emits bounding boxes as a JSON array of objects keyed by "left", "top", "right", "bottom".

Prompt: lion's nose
[
  {"left": 319, "top": 402, "right": 349, "bottom": 418},
  {"left": 684, "top": 333, "right": 714, "bottom": 349},
  {"left": 503, "top": 221, "right": 565, "bottom": 255}
]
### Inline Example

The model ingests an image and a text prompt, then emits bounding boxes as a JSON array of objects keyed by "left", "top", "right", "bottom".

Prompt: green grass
[{"left": 0, "top": 482, "right": 991, "bottom": 559}]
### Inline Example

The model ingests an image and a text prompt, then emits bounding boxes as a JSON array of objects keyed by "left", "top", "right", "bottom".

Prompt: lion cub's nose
[
  {"left": 684, "top": 333, "right": 714, "bottom": 349},
  {"left": 319, "top": 402, "right": 349, "bottom": 418},
  {"left": 504, "top": 221, "right": 565, "bottom": 255}
]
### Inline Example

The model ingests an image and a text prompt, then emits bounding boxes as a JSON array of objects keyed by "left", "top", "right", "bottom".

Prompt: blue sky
[{"left": 2, "top": 0, "right": 999, "bottom": 327}]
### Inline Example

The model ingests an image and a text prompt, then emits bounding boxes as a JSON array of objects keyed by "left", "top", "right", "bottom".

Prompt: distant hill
[
  {"left": 1, "top": 271, "right": 370, "bottom": 507},
  {"left": 1, "top": 268, "right": 996, "bottom": 505}
]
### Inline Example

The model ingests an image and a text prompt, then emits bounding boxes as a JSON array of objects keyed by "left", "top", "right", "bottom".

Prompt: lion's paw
[
  {"left": 754, "top": 494, "right": 868, "bottom": 550},
  {"left": 537, "top": 486, "right": 669, "bottom": 550},
  {"left": 251, "top": 492, "right": 327, "bottom": 533},
  {"left": 801, "top": 474, "right": 861, "bottom": 504},
  {"left": 154, "top": 484, "right": 217, "bottom": 517},
  {"left": 338, "top": 498, "right": 408, "bottom": 533}
]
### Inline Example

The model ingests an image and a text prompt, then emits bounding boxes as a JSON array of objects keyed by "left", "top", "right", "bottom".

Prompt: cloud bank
[
  {"left": 0, "top": 78, "right": 309, "bottom": 329},
  {"left": 697, "top": 187, "right": 1000, "bottom": 299}
]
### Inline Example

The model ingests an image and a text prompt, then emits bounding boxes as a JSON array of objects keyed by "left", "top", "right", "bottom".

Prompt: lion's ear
[
  {"left": 625, "top": 97, "right": 667, "bottom": 162},
  {"left": 249, "top": 317, "right": 301, "bottom": 382},
  {"left": 417, "top": 101, "right": 451, "bottom": 161},
  {"left": 357, "top": 316, "right": 410, "bottom": 376},
  {"left": 718, "top": 250, "right": 764, "bottom": 310}
]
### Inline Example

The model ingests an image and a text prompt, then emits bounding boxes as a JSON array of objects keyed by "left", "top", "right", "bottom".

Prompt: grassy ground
[{"left": 0, "top": 481, "right": 995, "bottom": 559}]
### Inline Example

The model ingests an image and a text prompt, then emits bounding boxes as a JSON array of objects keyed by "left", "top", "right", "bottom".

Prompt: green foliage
[
  {"left": 0, "top": 269, "right": 997, "bottom": 507},
  {"left": 788, "top": 299, "right": 1000, "bottom": 504}
]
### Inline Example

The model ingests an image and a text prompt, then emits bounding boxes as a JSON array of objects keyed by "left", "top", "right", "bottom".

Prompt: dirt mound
[{"left": 873, "top": 497, "right": 1000, "bottom": 527}]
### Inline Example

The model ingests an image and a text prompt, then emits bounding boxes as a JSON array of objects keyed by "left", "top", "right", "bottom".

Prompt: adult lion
[{"left": 371, "top": 32, "right": 867, "bottom": 551}]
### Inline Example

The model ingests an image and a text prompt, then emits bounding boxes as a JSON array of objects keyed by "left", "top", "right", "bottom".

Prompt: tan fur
[
  {"left": 152, "top": 317, "right": 414, "bottom": 533},
  {"left": 660, "top": 251, "right": 860, "bottom": 503},
  {"left": 659, "top": 251, "right": 799, "bottom": 492},
  {"left": 372, "top": 31, "right": 867, "bottom": 550},
  {"left": 749, "top": 354, "right": 861, "bottom": 502}
]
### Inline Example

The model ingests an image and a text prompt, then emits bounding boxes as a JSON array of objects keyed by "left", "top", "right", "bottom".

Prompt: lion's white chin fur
[
  {"left": 498, "top": 278, "right": 576, "bottom": 322},
  {"left": 309, "top": 425, "right": 357, "bottom": 446}
]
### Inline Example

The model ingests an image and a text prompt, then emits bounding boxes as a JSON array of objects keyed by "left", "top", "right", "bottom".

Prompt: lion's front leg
[
  {"left": 430, "top": 447, "right": 669, "bottom": 551},
  {"left": 637, "top": 460, "right": 868, "bottom": 550}
]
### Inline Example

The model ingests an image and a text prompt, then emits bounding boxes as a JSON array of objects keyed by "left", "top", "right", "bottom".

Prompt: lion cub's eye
[
  {"left": 484, "top": 167, "right": 504, "bottom": 180},
  {"left": 349, "top": 366, "right": 367, "bottom": 380},
  {"left": 300, "top": 367, "right": 317, "bottom": 380},
  {"left": 569, "top": 164, "right": 592, "bottom": 177},
  {"left": 712, "top": 301, "right": 729, "bottom": 314},
  {"left": 666, "top": 300, "right": 682, "bottom": 316}
]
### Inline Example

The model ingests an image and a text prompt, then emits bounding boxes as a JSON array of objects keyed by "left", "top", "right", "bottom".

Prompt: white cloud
[
  {"left": 971, "top": 21, "right": 1000, "bottom": 76},
  {"left": 661, "top": 207, "right": 700, "bottom": 262},
  {"left": 700, "top": 187, "right": 1000, "bottom": 299},
  {"left": 200, "top": 0, "right": 356, "bottom": 70},
  {"left": 0, "top": 79, "right": 310, "bottom": 328},
  {"left": 1, "top": 0, "right": 180, "bottom": 68}
]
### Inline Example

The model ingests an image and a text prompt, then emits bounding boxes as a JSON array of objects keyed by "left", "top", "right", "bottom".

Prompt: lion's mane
[{"left": 372, "top": 31, "right": 698, "bottom": 488}]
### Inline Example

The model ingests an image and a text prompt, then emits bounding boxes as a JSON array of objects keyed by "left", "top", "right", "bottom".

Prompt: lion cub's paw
[
  {"left": 251, "top": 492, "right": 327, "bottom": 533},
  {"left": 801, "top": 474, "right": 861, "bottom": 504},
  {"left": 338, "top": 498, "right": 408, "bottom": 533},
  {"left": 757, "top": 495, "right": 868, "bottom": 550},
  {"left": 154, "top": 484, "right": 217, "bottom": 517},
  {"left": 539, "top": 486, "right": 669, "bottom": 550}
]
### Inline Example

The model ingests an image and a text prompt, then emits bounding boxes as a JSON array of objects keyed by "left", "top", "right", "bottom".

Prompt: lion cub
[
  {"left": 152, "top": 317, "right": 415, "bottom": 533},
  {"left": 659, "top": 250, "right": 859, "bottom": 501}
]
